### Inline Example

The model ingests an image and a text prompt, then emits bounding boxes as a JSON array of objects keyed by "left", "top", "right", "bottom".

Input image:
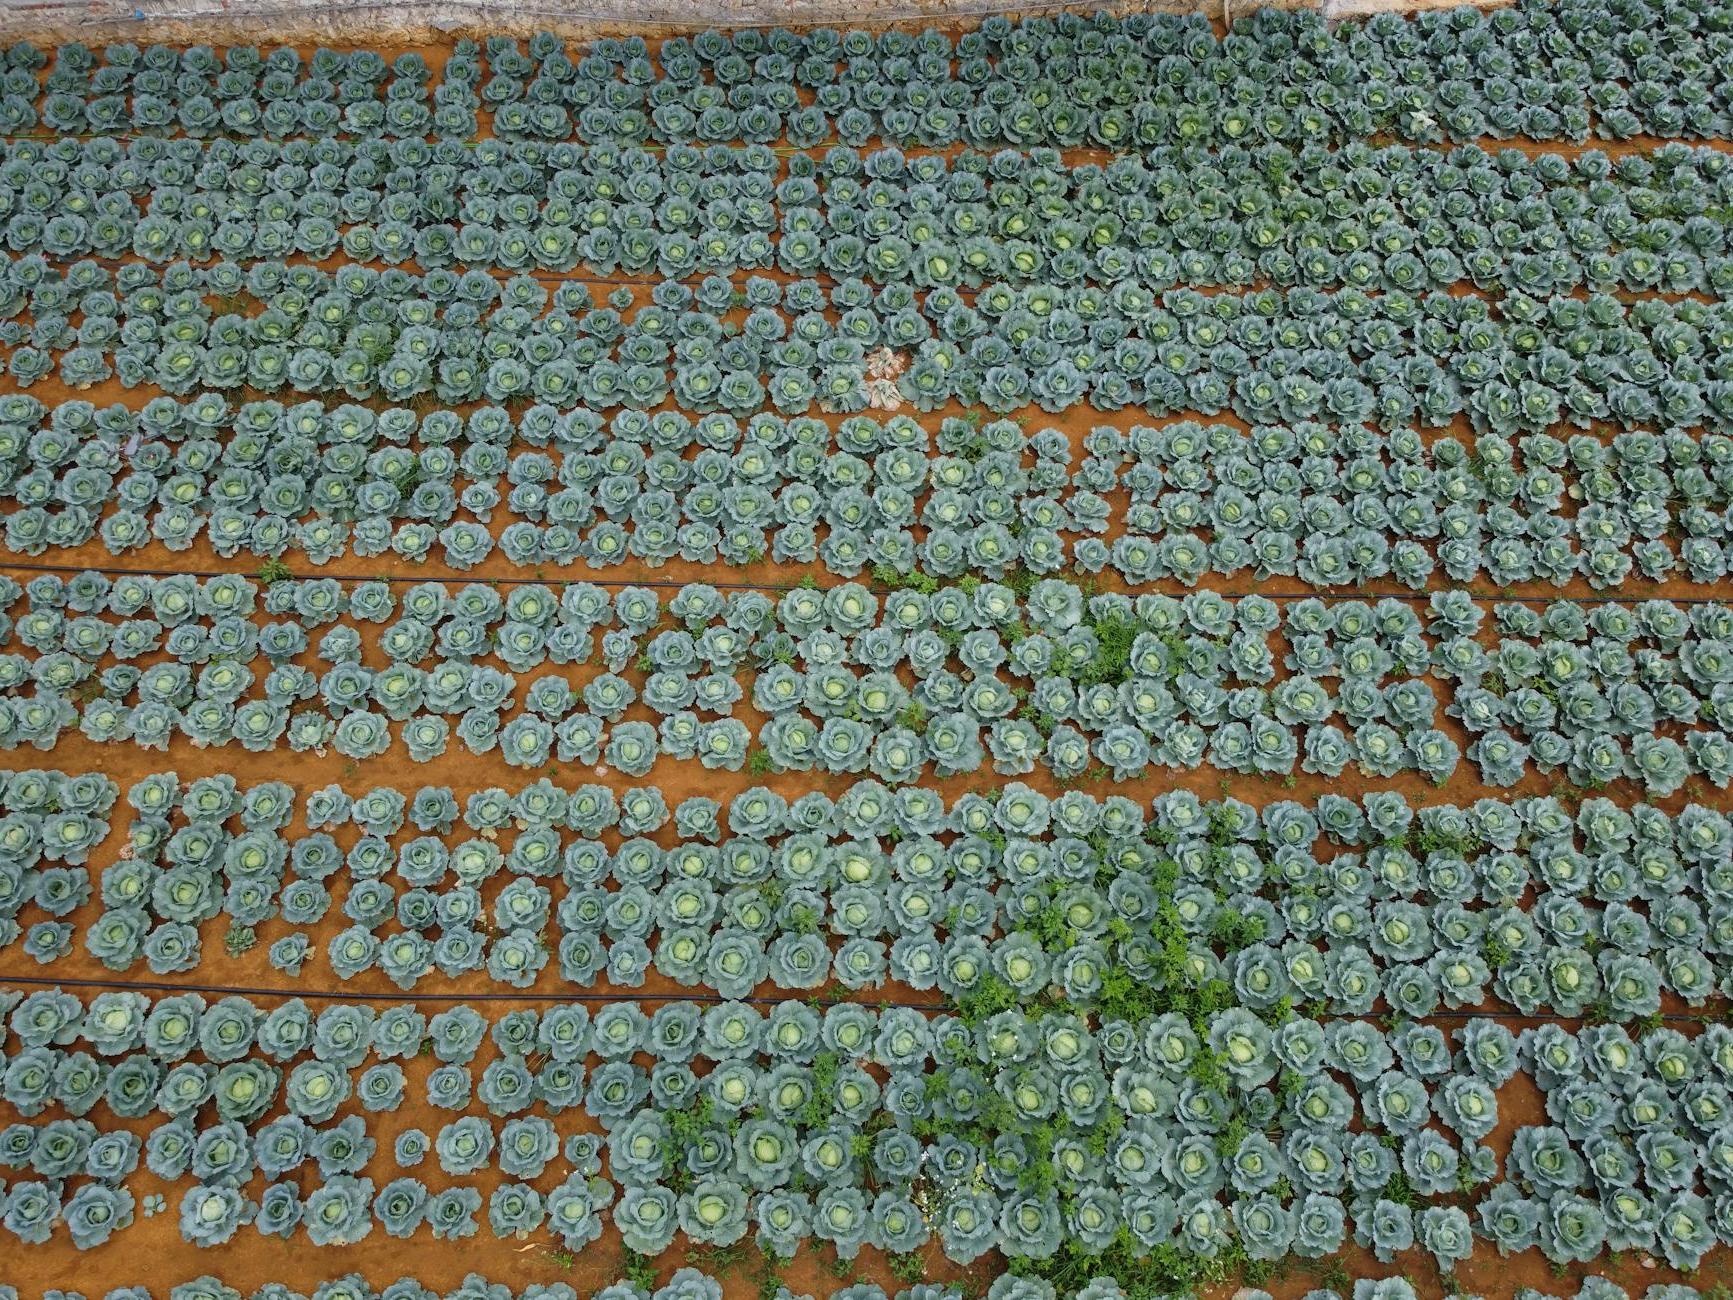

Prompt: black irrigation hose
[
  {"left": 0, "top": 969, "right": 949, "bottom": 1009},
  {"left": 1, "top": 554, "right": 1731, "bottom": 606},
  {"left": 1422, "top": 1008, "right": 1717, "bottom": 1026},
  {"left": 0, "top": 969, "right": 1720, "bottom": 1030}
]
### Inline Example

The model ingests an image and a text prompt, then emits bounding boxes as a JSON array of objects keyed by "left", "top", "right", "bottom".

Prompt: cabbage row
[
  {"left": 6, "top": 570, "right": 1733, "bottom": 791},
  {"left": 8, "top": 764, "right": 1733, "bottom": 1021},
  {"left": 6, "top": 2, "right": 1731, "bottom": 149},
  {"left": 13, "top": 384, "right": 1733, "bottom": 591},
  {"left": 8, "top": 0, "right": 1733, "bottom": 1289},
  {"left": 1488, "top": 1023, "right": 1733, "bottom": 1266},
  {"left": 5, "top": 253, "right": 1732, "bottom": 438},
  {"left": 0, "top": 43, "right": 443, "bottom": 142},
  {"left": 87, "top": 1272, "right": 982, "bottom": 1300},
  {"left": 49, "top": 1270, "right": 925, "bottom": 1300},
  {"left": 0, "top": 1272, "right": 1713, "bottom": 1300},
  {"left": 4, "top": 133, "right": 1729, "bottom": 302},
  {"left": 4, "top": 983, "right": 1733, "bottom": 1271}
]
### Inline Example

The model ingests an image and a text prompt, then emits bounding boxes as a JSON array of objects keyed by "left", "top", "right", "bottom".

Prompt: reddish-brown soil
[
  {"left": 3, "top": 601, "right": 1725, "bottom": 1300},
  {"left": 5, "top": 27, "right": 1733, "bottom": 1300}
]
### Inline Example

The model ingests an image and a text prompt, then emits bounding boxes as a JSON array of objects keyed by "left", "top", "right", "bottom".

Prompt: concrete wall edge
[{"left": 0, "top": 0, "right": 1515, "bottom": 50}]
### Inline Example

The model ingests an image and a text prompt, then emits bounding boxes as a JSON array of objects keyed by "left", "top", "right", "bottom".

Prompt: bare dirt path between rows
[{"left": 5, "top": 18, "right": 1733, "bottom": 1300}]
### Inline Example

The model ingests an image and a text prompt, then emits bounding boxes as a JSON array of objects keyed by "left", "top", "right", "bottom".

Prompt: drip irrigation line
[
  {"left": 1422, "top": 1008, "right": 1715, "bottom": 1025},
  {"left": 0, "top": 555, "right": 1729, "bottom": 607},
  {"left": 0, "top": 969, "right": 1720, "bottom": 1031}
]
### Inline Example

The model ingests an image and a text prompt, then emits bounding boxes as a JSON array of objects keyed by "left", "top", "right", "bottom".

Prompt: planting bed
[{"left": 6, "top": 4, "right": 1733, "bottom": 1300}]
